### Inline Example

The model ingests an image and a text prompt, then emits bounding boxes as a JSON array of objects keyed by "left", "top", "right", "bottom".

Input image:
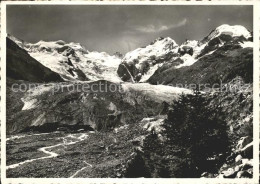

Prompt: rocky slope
[
  {"left": 148, "top": 40, "right": 253, "bottom": 87},
  {"left": 124, "top": 77, "right": 253, "bottom": 178},
  {"left": 207, "top": 77, "right": 253, "bottom": 178},
  {"left": 117, "top": 37, "right": 180, "bottom": 82}
]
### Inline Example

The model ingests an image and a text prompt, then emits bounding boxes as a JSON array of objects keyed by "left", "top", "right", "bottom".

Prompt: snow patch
[
  {"left": 206, "top": 24, "right": 251, "bottom": 42},
  {"left": 240, "top": 41, "right": 253, "bottom": 48},
  {"left": 123, "top": 37, "right": 178, "bottom": 69},
  {"left": 21, "top": 98, "right": 38, "bottom": 110},
  {"left": 175, "top": 54, "right": 197, "bottom": 68},
  {"left": 139, "top": 64, "right": 161, "bottom": 82}
]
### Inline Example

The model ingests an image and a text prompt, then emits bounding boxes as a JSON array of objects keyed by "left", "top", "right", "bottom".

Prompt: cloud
[{"left": 135, "top": 18, "right": 187, "bottom": 33}]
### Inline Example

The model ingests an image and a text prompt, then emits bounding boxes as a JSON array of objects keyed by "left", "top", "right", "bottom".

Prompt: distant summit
[
  {"left": 8, "top": 24, "right": 252, "bottom": 84},
  {"left": 8, "top": 34, "right": 121, "bottom": 82},
  {"left": 117, "top": 24, "right": 253, "bottom": 83}
]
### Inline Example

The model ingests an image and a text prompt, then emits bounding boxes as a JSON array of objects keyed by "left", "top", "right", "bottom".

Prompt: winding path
[
  {"left": 70, "top": 161, "right": 93, "bottom": 178},
  {"left": 6, "top": 133, "right": 88, "bottom": 170}
]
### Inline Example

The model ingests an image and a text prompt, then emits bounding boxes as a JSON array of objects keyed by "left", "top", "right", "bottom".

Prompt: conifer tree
[{"left": 141, "top": 90, "right": 230, "bottom": 177}]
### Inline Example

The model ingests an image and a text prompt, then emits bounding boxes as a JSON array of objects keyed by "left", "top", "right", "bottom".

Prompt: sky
[{"left": 7, "top": 5, "right": 253, "bottom": 54}]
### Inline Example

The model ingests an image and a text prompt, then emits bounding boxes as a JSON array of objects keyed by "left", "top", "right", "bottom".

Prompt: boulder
[
  {"left": 222, "top": 168, "right": 237, "bottom": 178},
  {"left": 241, "top": 158, "right": 250, "bottom": 164},
  {"left": 236, "top": 136, "right": 252, "bottom": 150},
  {"left": 142, "top": 118, "right": 165, "bottom": 133},
  {"left": 235, "top": 154, "right": 243, "bottom": 163},
  {"left": 247, "top": 168, "right": 253, "bottom": 175},
  {"left": 241, "top": 159, "right": 253, "bottom": 171},
  {"left": 240, "top": 142, "right": 253, "bottom": 159},
  {"left": 234, "top": 165, "right": 241, "bottom": 172},
  {"left": 201, "top": 172, "right": 208, "bottom": 177},
  {"left": 236, "top": 171, "right": 252, "bottom": 178}
]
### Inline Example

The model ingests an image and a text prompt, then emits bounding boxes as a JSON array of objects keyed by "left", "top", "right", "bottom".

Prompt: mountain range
[{"left": 7, "top": 24, "right": 253, "bottom": 85}]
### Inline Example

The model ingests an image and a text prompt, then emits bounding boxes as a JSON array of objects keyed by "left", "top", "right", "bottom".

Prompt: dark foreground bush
[{"left": 129, "top": 91, "right": 231, "bottom": 178}]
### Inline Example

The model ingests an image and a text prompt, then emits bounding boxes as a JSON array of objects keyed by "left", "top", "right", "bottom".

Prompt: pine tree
[
  {"left": 141, "top": 90, "right": 230, "bottom": 177},
  {"left": 142, "top": 130, "right": 170, "bottom": 177},
  {"left": 161, "top": 90, "right": 230, "bottom": 177}
]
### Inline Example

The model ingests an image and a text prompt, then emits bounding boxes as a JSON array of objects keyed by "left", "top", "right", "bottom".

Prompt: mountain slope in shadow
[{"left": 7, "top": 37, "right": 64, "bottom": 83}]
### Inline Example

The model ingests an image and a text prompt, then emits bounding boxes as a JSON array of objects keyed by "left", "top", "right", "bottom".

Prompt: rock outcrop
[
  {"left": 117, "top": 37, "right": 179, "bottom": 82},
  {"left": 217, "top": 139, "right": 253, "bottom": 178}
]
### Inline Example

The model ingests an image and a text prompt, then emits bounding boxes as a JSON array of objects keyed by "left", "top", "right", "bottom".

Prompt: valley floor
[{"left": 6, "top": 123, "right": 141, "bottom": 178}]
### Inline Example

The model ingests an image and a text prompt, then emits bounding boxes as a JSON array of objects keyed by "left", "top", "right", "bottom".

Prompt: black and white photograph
[{"left": 1, "top": 2, "right": 259, "bottom": 183}]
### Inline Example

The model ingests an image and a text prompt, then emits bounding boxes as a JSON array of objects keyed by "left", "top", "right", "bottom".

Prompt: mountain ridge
[
  {"left": 8, "top": 24, "right": 253, "bottom": 84},
  {"left": 117, "top": 24, "right": 253, "bottom": 83},
  {"left": 6, "top": 37, "right": 64, "bottom": 83}
]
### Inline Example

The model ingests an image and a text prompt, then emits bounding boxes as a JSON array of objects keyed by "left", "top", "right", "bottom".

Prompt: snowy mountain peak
[
  {"left": 31, "top": 40, "right": 88, "bottom": 54},
  {"left": 8, "top": 35, "right": 122, "bottom": 82},
  {"left": 215, "top": 24, "right": 251, "bottom": 38},
  {"left": 150, "top": 36, "right": 177, "bottom": 46},
  {"left": 118, "top": 37, "right": 179, "bottom": 82},
  {"left": 123, "top": 36, "right": 178, "bottom": 65},
  {"left": 203, "top": 24, "right": 251, "bottom": 43}
]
